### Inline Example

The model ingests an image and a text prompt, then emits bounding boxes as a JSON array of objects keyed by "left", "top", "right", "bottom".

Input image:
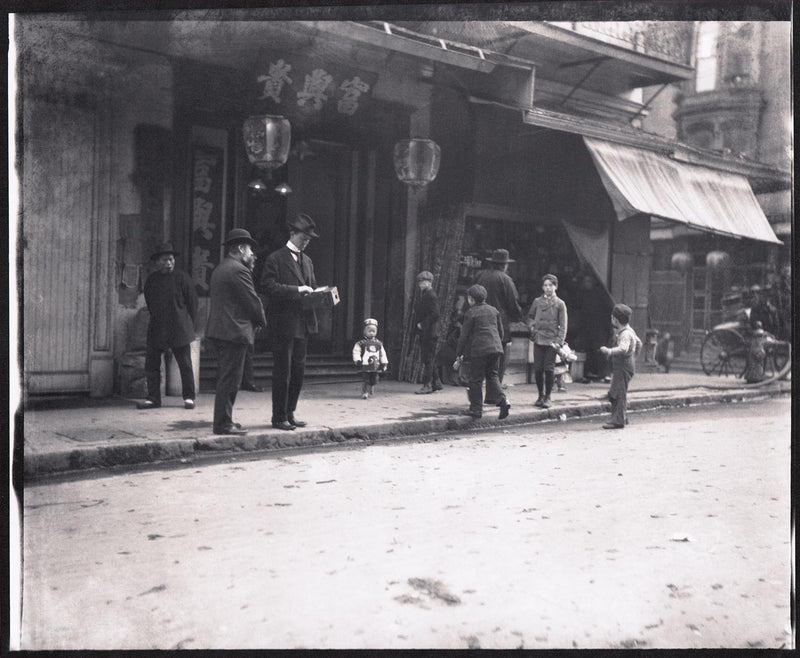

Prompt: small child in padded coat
[{"left": 352, "top": 318, "right": 389, "bottom": 399}]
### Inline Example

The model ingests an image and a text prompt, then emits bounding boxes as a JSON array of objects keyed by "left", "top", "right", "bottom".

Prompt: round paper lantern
[
  {"left": 705, "top": 250, "right": 731, "bottom": 270},
  {"left": 670, "top": 251, "right": 694, "bottom": 272},
  {"left": 243, "top": 115, "right": 291, "bottom": 171},
  {"left": 393, "top": 138, "right": 441, "bottom": 188}
]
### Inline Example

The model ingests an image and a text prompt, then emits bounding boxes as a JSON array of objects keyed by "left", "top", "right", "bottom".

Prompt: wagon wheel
[{"left": 700, "top": 328, "right": 748, "bottom": 377}]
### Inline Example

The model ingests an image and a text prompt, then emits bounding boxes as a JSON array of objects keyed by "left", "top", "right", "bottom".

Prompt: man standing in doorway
[
  {"left": 137, "top": 242, "right": 198, "bottom": 410},
  {"left": 474, "top": 248, "right": 523, "bottom": 384},
  {"left": 262, "top": 213, "right": 320, "bottom": 431},
  {"left": 206, "top": 229, "right": 267, "bottom": 435}
]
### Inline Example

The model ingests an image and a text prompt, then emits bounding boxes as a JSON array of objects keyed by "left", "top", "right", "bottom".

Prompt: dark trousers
[
  {"left": 271, "top": 335, "right": 308, "bottom": 423},
  {"left": 608, "top": 355, "right": 634, "bottom": 426},
  {"left": 145, "top": 342, "right": 195, "bottom": 404},
  {"left": 211, "top": 339, "right": 248, "bottom": 431},
  {"left": 533, "top": 343, "right": 557, "bottom": 397},
  {"left": 498, "top": 341, "right": 512, "bottom": 383},
  {"left": 241, "top": 343, "right": 256, "bottom": 387},
  {"left": 420, "top": 336, "right": 442, "bottom": 389},
  {"left": 467, "top": 353, "right": 505, "bottom": 414}
]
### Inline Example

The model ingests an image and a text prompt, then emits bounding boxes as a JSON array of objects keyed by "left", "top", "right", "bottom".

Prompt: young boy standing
[
  {"left": 352, "top": 318, "right": 389, "bottom": 399},
  {"left": 454, "top": 284, "right": 511, "bottom": 420},
  {"left": 414, "top": 270, "right": 443, "bottom": 394},
  {"left": 599, "top": 303, "right": 642, "bottom": 429}
]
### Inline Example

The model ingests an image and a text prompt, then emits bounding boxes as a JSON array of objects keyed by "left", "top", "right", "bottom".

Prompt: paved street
[{"left": 17, "top": 399, "right": 792, "bottom": 650}]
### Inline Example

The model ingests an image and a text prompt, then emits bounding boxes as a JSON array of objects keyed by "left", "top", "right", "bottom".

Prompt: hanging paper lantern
[
  {"left": 243, "top": 115, "right": 291, "bottom": 170},
  {"left": 706, "top": 250, "right": 731, "bottom": 270},
  {"left": 670, "top": 251, "right": 694, "bottom": 272},
  {"left": 393, "top": 138, "right": 441, "bottom": 188}
]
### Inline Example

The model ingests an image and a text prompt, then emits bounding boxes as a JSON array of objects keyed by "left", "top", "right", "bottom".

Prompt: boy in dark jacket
[
  {"left": 454, "top": 284, "right": 511, "bottom": 420},
  {"left": 414, "top": 270, "right": 443, "bottom": 394}
]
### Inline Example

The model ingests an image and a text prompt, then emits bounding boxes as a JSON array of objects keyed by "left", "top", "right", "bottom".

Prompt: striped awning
[{"left": 584, "top": 136, "right": 782, "bottom": 244}]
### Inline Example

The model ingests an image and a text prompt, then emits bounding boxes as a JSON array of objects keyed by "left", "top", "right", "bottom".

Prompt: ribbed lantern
[
  {"left": 393, "top": 138, "right": 441, "bottom": 188},
  {"left": 243, "top": 115, "right": 291, "bottom": 171},
  {"left": 670, "top": 251, "right": 694, "bottom": 272},
  {"left": 705, "top": 250, "right": 731, "bottom": 270}
]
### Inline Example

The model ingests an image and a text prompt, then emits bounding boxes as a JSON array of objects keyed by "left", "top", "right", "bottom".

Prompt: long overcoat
[
  {"left": 144, "top": 269, "right": 198, "bottom": 349},
  {"left": 206, "top": 256, "right": 266, "bottom": 345}
]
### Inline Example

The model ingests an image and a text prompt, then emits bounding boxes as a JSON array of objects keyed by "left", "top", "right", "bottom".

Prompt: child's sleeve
[
  {"left": 352, "top": 341, "right": 362, "bottom": 363},
  {"left": 379, "top": 343, "right": 389, "bottom": 366}
]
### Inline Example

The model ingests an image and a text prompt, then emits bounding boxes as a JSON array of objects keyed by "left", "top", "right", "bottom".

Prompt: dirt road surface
[{"left": 17, "top": 399, "right": 792, "bottom": 650}]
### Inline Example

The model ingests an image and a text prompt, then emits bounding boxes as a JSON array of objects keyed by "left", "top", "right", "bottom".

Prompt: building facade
[
  {"left": 642, "top": 20, "right": 792, "bottom": 350},
  {"left": 14, "top": 11, "right": 789, "bottom": 399}
]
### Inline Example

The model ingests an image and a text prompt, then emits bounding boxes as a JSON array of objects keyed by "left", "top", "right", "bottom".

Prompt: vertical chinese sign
[{"left": 190, "top": 144, "right": 224, "bottom": 296}]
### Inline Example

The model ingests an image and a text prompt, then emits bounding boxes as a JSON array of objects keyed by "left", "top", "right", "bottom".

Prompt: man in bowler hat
[
  {"left": 206, "top": 228, "right": 267, "bottom": 435},
  {"left": 474, "top": 248, "right": 523, "bottom": 384},
  {"left": 137, "top": 242, "right": 198, "bottom": 410},
  {"left": 261, "top": 213, "right": 320, "bottom": 431}
]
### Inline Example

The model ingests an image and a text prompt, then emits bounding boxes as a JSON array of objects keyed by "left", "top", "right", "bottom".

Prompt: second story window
[{"left": 695, "top": 21, "right": 719, "bottom": 92}]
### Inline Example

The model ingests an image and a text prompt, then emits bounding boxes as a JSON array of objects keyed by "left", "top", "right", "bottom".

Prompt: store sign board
[
  {"left": 190, "top": 144, "right": 225, "bottom": 295},
  {"left": 253, "top": 51, "right": 377, "bottom": 121}
]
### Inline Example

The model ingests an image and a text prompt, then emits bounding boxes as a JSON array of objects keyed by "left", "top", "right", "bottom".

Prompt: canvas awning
[{"left": 583, "top": 136, "right": 782, "bottom": 244}]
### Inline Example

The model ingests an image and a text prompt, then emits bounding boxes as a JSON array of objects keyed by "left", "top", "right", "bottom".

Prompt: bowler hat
[
  {"left": 150, "top": 242, "right": 180, "bottom": 260},
  {"left": 485, "top": 248, "right": 515, "bottom": 264},
  {"left": 223, "top": 228, "right": 258, "bottom": 248},
  {"left": 286, "top": 213, "right": 320, "bottom": 238}
]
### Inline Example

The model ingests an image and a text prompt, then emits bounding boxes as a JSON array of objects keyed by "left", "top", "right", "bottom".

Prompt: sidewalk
[{"left": 19, "top": 368, "right": 790, "bottom": 478}]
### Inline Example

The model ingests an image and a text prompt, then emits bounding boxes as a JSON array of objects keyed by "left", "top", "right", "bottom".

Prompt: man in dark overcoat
[
  {"left": 137, "top": 242, "right": 198, "bottom": 410},
  {"left": 206, "top": 228, "right": 267, "bottom": 435},
  {"left": 474, "top": 248, "right": 523, "bottom": 383},
  {"left": 261, "top": 213, "right": 320, "bottom": 431}
]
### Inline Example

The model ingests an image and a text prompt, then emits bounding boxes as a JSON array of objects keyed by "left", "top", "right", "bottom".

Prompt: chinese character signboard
[
  {"left": 190, "top": 144, "right": 224, "bottom": 295},
  {"left": 253, "top": 52, "right": 377, "bottom": 123}
]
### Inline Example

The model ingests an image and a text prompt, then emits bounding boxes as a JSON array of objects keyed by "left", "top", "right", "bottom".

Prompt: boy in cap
[
  {"left": 526, "top": 273, "right": 568, "bottom": 408},
  {"left": 453, "top": 284, "right": 511, "bottom": 420},
  {"left": 474, "top": 248, "right": 523, "bottom": 384},
  {"left": 352, "top": 318, "right": 389, "bottom": 399},
  {"left": 599, "top": 303, "right": 642, "bottom": 429},
  {"left": 414, "top": 270, "right": 443, "bottom": 394},
  {"left": 137, "top": 242, "right": 198, "bottom": 410}
]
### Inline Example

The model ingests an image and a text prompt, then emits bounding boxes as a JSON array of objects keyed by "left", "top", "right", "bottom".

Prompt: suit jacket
[
  {"left": 456, "top": 302, "right": 504, "bottom": 359},
  {"left": 414, "top": 286, "right": 440, "bottom": 340},
  {"left": 261, "top": 246, "right": 319, "bottom": 339},
  {"left": 144, "top": 269, "right": 197, "bottom": 349},
  {"left": 206, "top": 256, "right": 266, "bottom": 345},
  {"left": 473, "top": 269, "right": 522, "bottom": 344}
]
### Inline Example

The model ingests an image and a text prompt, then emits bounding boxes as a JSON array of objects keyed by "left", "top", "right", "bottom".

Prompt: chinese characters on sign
[
  {"left": 256, "top": 57, "right": 373, "bottom": 117},
  {"left": 190, "top": 145, "right": 224, "bottom": 295}
]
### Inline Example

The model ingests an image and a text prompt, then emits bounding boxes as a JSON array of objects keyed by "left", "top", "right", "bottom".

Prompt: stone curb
[{"left": 23, "top": 385, "right": 789, "bottom": 478}]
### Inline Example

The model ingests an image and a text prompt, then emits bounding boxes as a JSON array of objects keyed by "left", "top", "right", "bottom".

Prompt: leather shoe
[
  {"left": 241, "top": 384, "right": 265, "bottom": 392},
  {"left": 136, "top": 400, "right": 160, "bottom": 410},
  {"left": 214, "top": 425, "right": 248, "bottom": 435},
  {"left": 288, "top": 417, "right": 307, "bottom": 428},
  {"left": 602, "top": 423, "right": 624, "bottom": 430},
  {"left": 498, "top": 399, "right": 511, "bottom": 420},
  {"left": 461, "top": 410, "right": 482, "bottom": 419},
  {"left": 271, "top": 420, "right": 296, "bottom": 431}
]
